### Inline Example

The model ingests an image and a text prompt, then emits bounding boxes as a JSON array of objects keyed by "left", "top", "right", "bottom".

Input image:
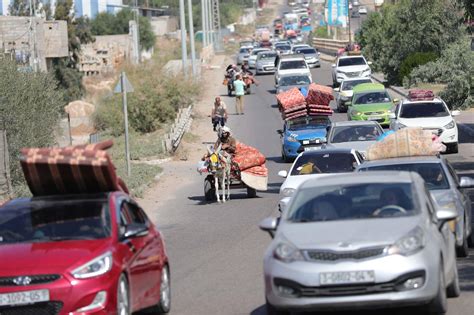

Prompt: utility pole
[
  {"left": 207, "top": 0, "right": 214, "bottom": 48},
  {"left": 201, "top": 0, "right": 207, "bottom": 47},
  {"left": 134, "top": 0, "right": 140, "bottom": 63},
  {"left": 179, "top": 0, "right": 188, "bottom": 78},
  {"left": 187, "top": 0, "right": 197, "bottom": 78},
  {"left": 29, "top": 0, "right": 38, "bottom": 72},
  {"left": 347, "top": 0, "right": 352, "bottom": 45}
]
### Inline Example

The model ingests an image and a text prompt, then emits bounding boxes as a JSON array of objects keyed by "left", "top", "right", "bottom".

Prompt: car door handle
[{"left": 125, "top": 240, "right": 136, "bottom": 253}]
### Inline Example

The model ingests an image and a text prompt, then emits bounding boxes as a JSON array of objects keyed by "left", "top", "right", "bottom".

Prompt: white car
[
  {"left": 358, "top": 6, "right": 368, "bottom": 14},
  {"left": 389, "top": 97, "right": 461, "bottom": 153},
  {"left": 248, "top": 48, "right": 271, "bottom": 69},
  {"left": 332, "top": 55, "right": 372, "bottom": 86},
  {"left": 275, "top": 54, "right": 312, "bottom": 86},
  {"left": 334, "top": 77, "right": 373, "bottom": 112},
  {"left": 277, "top": 148, "right": 363, "bottom": 212},
  {"left": 290, "top": 44, "right": 310, "bottom": 54}
]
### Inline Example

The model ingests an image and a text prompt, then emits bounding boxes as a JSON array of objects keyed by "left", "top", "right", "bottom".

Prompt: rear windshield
[
  {"left": 296, "top": 48, "right": 317, "bottom": 54},
  {"left": 239, "top": 48, "right": 251, "bottom": 53},
  {"left": 280, "top": 60, "right": 307, "bottom": 70},
  {"left": 0, "top": 200, "right": 111, "bottom": 244},
  {"left": 341, "top": 79, "right": 372, "bottom": 91},
  {"left": 287, "top": 115, "right": 330, "bottom": 131},
  {"left": 330, "top": 125, "right": 383, "bottom": 143},
  {"left": 279, "top": 75, "right": 311, "bottom": 86},
  {"left": 400, "top": 102, "right": 449, "bottom": 118},
  {"left": 288, "top": 183, "right": 418, "bottom": 222},
  {"left": 276, "top": 45, "right": 291, "bottom": 51},
  {"left": 353, "top": 91, "right": 391, "bottom": 105},
  {"left": 291, "top": 153, "right": 357, "bottom": 176},
  {"left": 252, "top": 49, "right": 268, "bottom": 56},
  {"left": 359, "top": 163, "right": 449, "bottom": 190},
  {"left": 258, "top": 52, "right": 277, "bottom": 60},
  {"left": 338, "top": 57, "right": 366, "bottom": 67}
]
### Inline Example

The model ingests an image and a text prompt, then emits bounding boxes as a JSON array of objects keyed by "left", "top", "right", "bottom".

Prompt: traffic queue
[{"left": 229, "top": 2, "right": 473, "bottom": 315}]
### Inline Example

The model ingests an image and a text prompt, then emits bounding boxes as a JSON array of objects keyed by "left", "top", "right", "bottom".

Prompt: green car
[{"left": 347, "top": 83, "right": 396, "bottom": 126}]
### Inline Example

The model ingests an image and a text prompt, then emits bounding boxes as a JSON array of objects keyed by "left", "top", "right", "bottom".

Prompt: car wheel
[
  {"left": 427, "top": 262, "right": 447, "bottom": 315},
  {"left": 247, "top": 187, "right": 257, "bottom": 198},
  {"left": 281, "top": 150, "right": 290, "bottom": 163},
  {"left": 447, "top": 262, "right": 461, "bottom": 298},
  {"left": 456, "top": 223, "right": 469, "bottom": 258},
  {"left": 447, "top": 143, "right": 458, "bottom": 154},
  {"left": 154, "top": 265, "right": 171, "bottom": 314},
  {"left": 266, "top": 299, "right": 290, "bottom": 315},
  {"left": 117, "top": 274, "right": 131, "bottom": 315}
]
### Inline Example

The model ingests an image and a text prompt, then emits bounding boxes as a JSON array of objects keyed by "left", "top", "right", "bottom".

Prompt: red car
[{"left": 0, "top": 192, "right": 170, "bottom": 315}]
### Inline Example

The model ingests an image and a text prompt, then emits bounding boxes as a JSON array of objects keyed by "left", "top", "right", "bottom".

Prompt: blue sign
[{"left": 327, "top": 0, "right": 348, "bottom": 26}]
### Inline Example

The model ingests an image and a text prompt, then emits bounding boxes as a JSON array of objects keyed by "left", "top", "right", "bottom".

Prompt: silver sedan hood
[{"left": 279, "top": 216, "right": 421, "bottom": 250}]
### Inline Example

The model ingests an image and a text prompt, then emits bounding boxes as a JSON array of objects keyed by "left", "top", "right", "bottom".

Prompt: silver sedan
[{"left": 260, "top": 171, "right": 459, "bottom": 315}]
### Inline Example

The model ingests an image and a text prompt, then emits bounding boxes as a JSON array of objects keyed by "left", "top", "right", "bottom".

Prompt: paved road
[{"left": 146, "top": 59, "right": 474, "bottom": 315}]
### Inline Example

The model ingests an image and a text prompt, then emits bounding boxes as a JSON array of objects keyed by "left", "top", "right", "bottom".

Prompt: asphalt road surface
[{"left": 146, "top": 59, "right": 474, "bottom": 315}]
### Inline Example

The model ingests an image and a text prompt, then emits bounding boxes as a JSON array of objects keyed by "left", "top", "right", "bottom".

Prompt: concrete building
[{"left": 0, "top": 16, "right": 68, "bottom": 71}]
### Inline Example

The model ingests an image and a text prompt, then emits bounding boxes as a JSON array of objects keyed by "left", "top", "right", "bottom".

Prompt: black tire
[
  {"left": 266, "top": 299, "right": 290, "bottom": 315},
  {"left": 456, "top": 222, "right": 469, "bottom": 258},
  {"left": 154, "top": 265, "right": 171, "bottom": 314},
  {"left": 281, "top": 149, "right": 290, "bottom": 163},
  {"left": 447, "top": 143, "right": 458, "bottom": 154},
  {"left": 427, "top": 262, "right": 448, "bottom": 315},
  {"left": 247, "top": 187, "right": 257, "bottom": 198},
  {"left": 204, "top": 178, "right": 216, "bottom": 201},
  {"left": 447, "top": 262, "right": 461, "bottom": 298},
  {"left": 227, "top": 86, "right": 232, "bottom": 97},
  {"left": 117, "top": 274, "right": 131, "bottom": 315},
  {"left": 246, "top": 86, "right": 251, "bottom": 94}
]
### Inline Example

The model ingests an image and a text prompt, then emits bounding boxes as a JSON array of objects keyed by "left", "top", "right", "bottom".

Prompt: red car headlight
[{"left": 71, "top": 251, "right": 113, "bottom": 279}]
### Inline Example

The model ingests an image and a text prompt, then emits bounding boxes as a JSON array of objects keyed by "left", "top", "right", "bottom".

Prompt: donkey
[{"left": 207, "top": 144, "right": 232, "bottom": 203}]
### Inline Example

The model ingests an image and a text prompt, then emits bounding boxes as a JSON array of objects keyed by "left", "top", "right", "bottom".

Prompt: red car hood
[{"left": 0, "top": 239, "right": 112, "bottom": 276}]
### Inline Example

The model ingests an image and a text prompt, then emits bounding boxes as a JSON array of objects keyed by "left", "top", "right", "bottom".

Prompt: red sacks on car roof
[{"left": 408, "top": 89, "right": 435, "bottom": 101}]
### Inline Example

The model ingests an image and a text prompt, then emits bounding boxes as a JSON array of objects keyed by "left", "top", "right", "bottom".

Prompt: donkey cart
[{"left": 204, "top": 172, "right": 258, "bottom": 201}]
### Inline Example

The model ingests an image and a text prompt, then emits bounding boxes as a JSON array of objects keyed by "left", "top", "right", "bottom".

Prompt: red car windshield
[{"left": 0, "top": 200, "right": 112, "bottom": 244}]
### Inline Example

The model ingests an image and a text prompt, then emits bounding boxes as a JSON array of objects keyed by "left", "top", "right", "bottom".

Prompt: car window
[
  {"left": 287, "top": 116, "right": 330, "bottom": 130},
  {"left": 0, "top": 200, "right": 111, "bottom": 244},
  {"left": 258, "top": 53, "right": 277, "bottom": 60},
  {"left": 330, "top": 125, "right": 383, "bottom": 143},
  {"left": 399, "top": 102, "right": 449, "bottom": 118},
  {"left": 445, "top": 161, "right": 459, "bottom": 185},
  {"left": 287, "top": 183, "right": 418, "bottom": 222},
  {"left": 360, "top": 163, "right": 449, "bottom": 190},
  {"left": 279, "top": 75, "right": 311, "bottom": 86},
  {"left": 338, "top": 57, "right": 367, "bottom": 67},
  {"left": 353, "top": 91, "right": 391, "bottom": 104},
  {"left": 291, "top": 153, "right": 357, "bottom": 176},
  {"left": 295, "top": 48, "right": 316, "bottom": 54},
  {"left": 239, "top": 48, "right": 250, "bottom": 53},
  {"left": 341, "top": 79, "right": 372, "bottom": 91},
  {"left": 276, "top": 45, "right": 291, "bottom": 51},
  {"left": 280, "top": 60, "right": 307, "bottom": 70}
]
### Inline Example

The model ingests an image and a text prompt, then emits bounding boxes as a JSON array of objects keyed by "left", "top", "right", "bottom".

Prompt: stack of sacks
[
  {"left": 408, "top": 89, "right": 435, "bottom": 101},
  {"left": 276, "top": 88, "right": 308, "bottom": 120},
  {"left": 305, "top": 83, "right": 334, "bottom": 116},
  {"left": 233, "top": 142, "right": 268, "bottom": 191},
  {"left": 366, "top": 128, "right": 444, "bottom": 161},
  {"left": 20, "top": 140, "right": 130, "bottom": 196}
]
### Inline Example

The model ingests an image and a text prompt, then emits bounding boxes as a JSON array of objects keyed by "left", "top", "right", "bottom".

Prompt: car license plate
[
  {"left": 303, "top": 140, "right": 310, "bottom": 145},
  {"left": 0, "top": 289, "right": 49, "bottom": 306},
  {"left": 320, "top": 271, "right": 375, "bottom": 286},
  {"left": 368, "top": 116, "right": 382, "bottom": 121},
  {"left": 304, "top": 146, "right": 321, "bottom": 151}
]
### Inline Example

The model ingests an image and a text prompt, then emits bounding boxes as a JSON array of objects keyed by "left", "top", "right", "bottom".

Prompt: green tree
[
  {"left": 8, "top": 0, "right": 30, "bottom": 16},
  {"left": 53, "top": 0, "right": 95, "bottom": 103},
  {"left": 91, "top": 9, "right": 156, "bottom": 50},
  {"left": 0, "top": 60, "right": 65, "bottom": 189},
  {"left": 356, "top": 0, "right": 464, "bottom": 84}
]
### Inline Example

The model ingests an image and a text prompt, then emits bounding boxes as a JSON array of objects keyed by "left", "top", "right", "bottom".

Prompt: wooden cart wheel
[
  {"left": 204, "top": 177, "right": 216, "bottom": 201},
  {"left": 247, "top": 187, "right": 257, "bottom": 198}
]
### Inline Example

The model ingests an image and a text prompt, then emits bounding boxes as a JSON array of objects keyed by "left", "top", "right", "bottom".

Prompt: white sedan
[
  {"left": 248, "top": 48, "right": 271, "bottom": 69},
  {"left": 278, "top": 148, "right": 363, "bottom": 212},
  {"left": 358, "top": 6, "right": 368, "bottom": 14}
]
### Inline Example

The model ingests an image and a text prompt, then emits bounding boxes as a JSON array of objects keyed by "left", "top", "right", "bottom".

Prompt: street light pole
[
  {"left": 347, "top": 0, "right": 352, "bottom": 45},
  {"left": 187, "top": 0, "right": 197, "bottom": 78},
  {"left": 201, "top": 0, "right": 207, "bottom": 47},
  {"left": 179, "top": 0, "right": 188, "bottom": 78}
]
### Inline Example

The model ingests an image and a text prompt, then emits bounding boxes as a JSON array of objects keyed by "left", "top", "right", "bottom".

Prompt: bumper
[
  {"left": 306, "top": 59, "right": 320, "bottom": 68},
  {"left": 283, "top": 141, "right": 301, "bottom": 159},
  {"left": 350, "top": 114, "right": 391, "bottom": 126},
  {"left": 265, "top": 249, "right": 440, "bottom": 312},
  {"left": 0, "top": 272, "right": 121, "bottom": 315},
  {"left": 336, "top": 72, "right": 371, "bottom": 84},
  {"left": 438, "top": 127, "right": 458, "bottom": 144}
]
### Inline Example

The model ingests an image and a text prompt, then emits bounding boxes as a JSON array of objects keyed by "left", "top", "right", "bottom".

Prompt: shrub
[
  {"left": 0, "top": 60, "right": 65, "bottom": 188},
  {"left": 398, "top": 52, "right": 438, "bottom": 84},
  {"left": 93, "top": 96, "right": 124, "bottom": 137}
]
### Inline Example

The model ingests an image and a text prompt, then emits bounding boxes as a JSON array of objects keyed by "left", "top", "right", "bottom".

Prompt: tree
[
  {"left": 0, "top": 60, "right": 65, "bottom": 190},
  {"left": 53, "top": 0, "right": 95, "bottom": 103},
  {"left": 91, "top": 9, "right": 156, "bottom": 50},
  {"left": 356, "top": 0, "right": 464, "bottom": 84},
  {"left": 8, "top": 0, "right": 30, "bottom": 16}
]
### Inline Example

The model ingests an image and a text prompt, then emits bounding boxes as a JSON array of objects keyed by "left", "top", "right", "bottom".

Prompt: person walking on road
[
  {"left": 211, "top": 96, "right": 228, "bottom": 131},
  {"left": 233, "top": 75, "right": 246, "bottom": 115}
]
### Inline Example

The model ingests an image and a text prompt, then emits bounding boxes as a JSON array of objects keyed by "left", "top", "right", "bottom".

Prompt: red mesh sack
[
  {"left": 306, "top": 83, "right": 334, "bottom": 105},
  {"left": 408, "top": 89, "right": 435, "bottom": 101},
  {"left": 276, "top": 88, "right": 306, "bottom": 111}
]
